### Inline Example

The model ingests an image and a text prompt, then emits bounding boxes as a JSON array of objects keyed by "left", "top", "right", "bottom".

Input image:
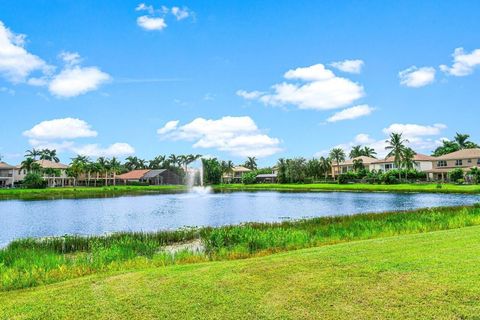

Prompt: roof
[
  {"left": 36, "top": 160, "right": 69, "bottom": 169},
  {"left": 0, "top": 161, "right": 15, "bottom": 169},
  {"left": 339, "top": 156, "right": 378, "bottom": 166},
  {"left": 117, "top": 169, "right": 150, "bottom": 180},
  {"left": 142, "top": 169, "right": 168, "bottom": 179},
  {"left": 256, "top": 173, "right": 277, "bottom": 178},
  {"left": 233, "top": 166, "right": 252, "bottom": 172},
  {"left": 435, "top": 148, "right": 480, "bottom": 160},
  {"left": 372, "top": 153, "right": 436, "bottom": 164}
]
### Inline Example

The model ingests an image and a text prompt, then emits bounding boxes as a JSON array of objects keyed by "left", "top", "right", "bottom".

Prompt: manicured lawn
[
  {"left": 2, "top": 225, "right": 480, "bottom": 319},
  {"left": 216, "top": 183, "right": 480, "bottom": 194},
  {"left": 0, "top": 185, "right": 187, "bottom": 200}
]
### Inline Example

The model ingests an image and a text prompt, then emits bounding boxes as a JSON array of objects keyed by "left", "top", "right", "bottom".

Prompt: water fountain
[{"left": 185, "top": 161, "right": 212, "bottom": 194}]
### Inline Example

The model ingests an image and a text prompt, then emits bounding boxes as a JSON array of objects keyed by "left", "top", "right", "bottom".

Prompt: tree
[
  {"left": 469, "top": 167, "right": 480, "bottom": 184},
  {"left": 70, "top": 155, "right": 90, "bottom": 186},
  {"left": 201, "top": 158, "right": 223, "bottom": 185},
  {"left": 39, "top": 149, "right": 60, "bottom": 162},
  {"left": 349, "top": 145, "right": 363, "bottom": 159},
  {"left": 319, "top": 156, "right": 332, "bottom": 181},
  {"left": 362, "top": 146, "right": 377, "bottom": 158},
  {"left": 21, "top": 157, "right": 37, "bottom": 173},
  {"left": 96, "top": 157, "right": 110, "bottom": 186},
  {"left": 449, "top": 168, "right": 464, "bottom": 183},
  {"left": 401, "top": 147, "right": 417, "bottom": 180},
  {"left": 432, "top": 133, "right": 479, "bottom": 156},
  {"left": 352, "top": 159, "right": 364, "bottom": 172},
  {"left": 385, "top": 133, "right": 409, "bottom": 180},
  {"left": 454, "top": 133, "right": 478, "bottom": 149},
  {"left": 109, "top": 157, "right": 122, "bottom": 186},
  {"left": 25, "top": 148, "right": 41, "bottom": 160},
  {"left": 244, "top": 157, "right": 257, "bottom": 170},
  {"left": 276, "top": 158, "right": 287, "bottom": 183},
  {"left": 23, "top": 172, "right": 47, "bottom": 189},
  {"left": 329, "top": 148, "right": 346, "bottom": 180}
]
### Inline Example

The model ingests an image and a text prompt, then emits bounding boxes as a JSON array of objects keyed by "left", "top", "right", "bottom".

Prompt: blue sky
[{"left": 0, "top": 0, "right": 479, "bottom": 166}]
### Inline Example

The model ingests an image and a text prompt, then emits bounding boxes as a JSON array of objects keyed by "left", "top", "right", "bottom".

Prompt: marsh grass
[{"left": 1, "top": 204, "right": 480, "bottom": 291}]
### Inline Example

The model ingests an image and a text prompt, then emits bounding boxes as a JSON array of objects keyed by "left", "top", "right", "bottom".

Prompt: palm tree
[
  {"left": 385, "top": 132, "right": 409, "bottom": 180},
  {"left": 96, "top": 157, "right": 110, "bottom": 186},
  {"left": 70, "top": 155, "right": 89, "bottom": 186},
  {"left": 402, "top": 147, "right": 416, "bottom": 180},
  {"left": 319, "top": 156, "right": 332, "bottom": 181},
  {"left": 454, "top": 133, "right": 478, "bottom": 149},
  {"left": 329, "top": 148, "right": 346, "bottom": 180},
  {"left": 168, "top": 154, "right": 180, "bottom": 167},
  {"left": 21, "top": 157, "right": 36, "bottom": 172},
  {"left": 352, "top": 159, "right": 364, "bottom": 172},
  {"left": 25, "top": 148, "right": 41, "bottom": 160},
  {"left": 349, "top": 145, "right": 363, "bottom": 159},
  {"left": 244, "top": 157, "right": 257, "bottom": 170},
  {"left": 109, "top": 157, "right": 122, "bottom": 186},
  {"left": 362, "top": 146, "right": 377, "bottom": 158},
  {"left": 125, "top": 156, "right": 140, "bottom": 171}
]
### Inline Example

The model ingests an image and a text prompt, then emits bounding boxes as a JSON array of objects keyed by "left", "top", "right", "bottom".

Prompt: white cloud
[
  {"left": 59, "top": 51, "right": 82, "bottom": 66},
  {"left": 171, "top": 7, "right": 191, "bottom": 20},
  {"left": 330, "top": 59, "right": 364, "bottom": 74},
  {"left": 135, "top": 3, "right": 155, "bottom": 14},
  {"left": 382, "top": 123, "right": 447, "bottom": 138},
  {"left": 399, "top": 66, "right": 436, "bottom": 88},
  {"left": 72, "top": 143, "right": 135, "bottom": 157},
  {"left": 440, "top": 47, "right": 480, "bottom": 76},
  {"left": 236, "top": 89, "right": 264, "bottom": 100},
  {"left": 23, "top": 118, "right": 98, "bottom": 140},
  {"left": 326, "top": 104, "right": 374, "bottom": 122},
  {"left": 0, "top": 86, "right": 14, "bottom": 95},
  {"left": 158, "top": 116, "right": 282, "bottom": 157},
  {"left": 49, "top": 65, "right": 110, "bottom": 98},
  {"left": 238, "top": 63, "right": 365, "bottom": 111},
  {"left": 157, "top": 120, "right": 179, "bottom": 134},
  {"left": 137, "top": 16, "right": 167, "bottom": 31},
  {"left": 0, "top": 21, "right": 50, "bottom": 83}
]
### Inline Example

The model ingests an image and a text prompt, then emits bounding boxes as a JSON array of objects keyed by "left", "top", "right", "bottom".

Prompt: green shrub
[
  {"left": 241, "top": 171, "right": 257, "bottom": 185},
  {"left": 449, "top": 168, "right": 464, "bottom": 183},
  {"left": 22, "top": 172, "right": 47, "bottom": 189}
]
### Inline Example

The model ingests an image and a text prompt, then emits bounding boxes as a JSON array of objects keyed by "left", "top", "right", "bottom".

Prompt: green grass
[
  {"left": 0, "top": 185, "right": 187, "bottom": 200},
  {"left": 216, "top": 182, "right": 480, "bottom": 194},
  {"left": 2, "top": 205, "right": 480, "bottom": 292},
  {"left": 3, "top": 225, "right": 480, "bottom": 319}
]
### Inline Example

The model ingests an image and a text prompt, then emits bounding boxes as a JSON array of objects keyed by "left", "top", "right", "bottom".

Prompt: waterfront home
[
  {"left": 222, "top": 166, "right": 252, "bottom": 183},
  {"left": 426, "top": 148, "right": 480, "bottom": 181},
  {"left": 256, "top": 173, "right": 278, "bottom": 183},
  {"left": 0, "top": 161, "right": 16, "bottom": 188},
  {"left": 332, "top": 156, "right": 378, "bottom": 176},
  {"left": 370, "top": 154, "right": 435, "bottom": 172},
  {"left": 15, "top": 160, "right": 73, "bottom": 187},
  {"left": 116, "top": 169, "right": 181, "bottom": 185}
]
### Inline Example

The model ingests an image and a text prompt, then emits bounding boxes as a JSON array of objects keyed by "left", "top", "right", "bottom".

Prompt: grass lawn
[
  {"left": 0, "top": 185, "right": 187, "bottom": 200},
  {"left": 2, "top": 225, "right": 480, "bottom": 319},
  {"left": 216, "top": 183, "right": 480, "bottom": 194}
]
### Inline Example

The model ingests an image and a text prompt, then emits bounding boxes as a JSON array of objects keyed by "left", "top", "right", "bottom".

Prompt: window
[
  {"left": 384, "top": 164, "right": 395, "bottom": 171},
  {"left": 477, "top": 159, "right": 480, "bottom": 165},
  {"left": 455, "top": 159, "right": 463, "bottom": 166},
  {"left": 437, "top": 160, "right": 447, "bottom": 167},
  {"left": 468, "top": 159, "right": 472, "bottom": 164}
]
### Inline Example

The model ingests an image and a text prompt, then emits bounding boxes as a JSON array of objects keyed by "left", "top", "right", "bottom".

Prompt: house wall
[{"left": 433, "top": 158, "right": 480, "bottom": 170}]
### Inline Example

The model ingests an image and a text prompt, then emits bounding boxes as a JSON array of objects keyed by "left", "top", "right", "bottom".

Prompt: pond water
[{"left": 0, "top": 191, "right": 479, "bottom": 247}]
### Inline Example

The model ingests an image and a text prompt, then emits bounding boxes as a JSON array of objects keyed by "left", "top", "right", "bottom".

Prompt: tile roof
[
  {"left": 435, "top": 148, "right": 480, "bottom": 160},
  {"left": 233, "top": 166, "right": 251, "bottom": 172},
  {"left": 36, "top": 160, "right": 69, "bottom": 169},
  {"left": 0, "top": 161, "right": 15, "bottom": 169},
  {"left": 117, "top": 169, "right": 151, "bottom": 180},
  {"left": 372, "top": 153, "right": 436, "bottom": 164},
  {"left": 339, "top": 156, "right": 378, "bottom": 166}
]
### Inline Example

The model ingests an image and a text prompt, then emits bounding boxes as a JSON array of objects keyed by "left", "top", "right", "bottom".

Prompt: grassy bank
[
  {"left": 216, "top": 182, "right": 480, "bottom": 194},
  {"left": 2, "top": 204, "right": 480, "bottom": 292},
  {"left": 3, "top": 225, "right": 480, "bottom": 319},
  {"left": 0, "top": 185, "right": 187, "bottom": 200}
]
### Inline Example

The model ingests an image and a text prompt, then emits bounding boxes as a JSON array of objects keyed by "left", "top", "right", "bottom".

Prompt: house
[
  {"left": 0, "top": 161, "right": 16, "bottom": 188},
  {"left": 370, "top": 153, "right": 435, "bottom": 172},
  {"left": 256, "top": 173, "right": 277, "bottom": 183},
  {"left": 222, "top": 166, "right": 252, "bottom": 183},
  {"left": 15, "top": 160, "right": 72, "bottom": 187},
  {"left": 426, "top": 148, "right": 480, "bottom": 181},
  {"left": 116, "top": 169, "right": 181, "bottom": 185},
  {"left": 332, "top": 156, "right": 378, "bottom": 176}
]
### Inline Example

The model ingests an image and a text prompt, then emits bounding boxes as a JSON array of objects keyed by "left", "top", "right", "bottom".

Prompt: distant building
[
  {"left": 332, "top": 156, "right": 378, "bottom": 176},
  {"left": 370, "top": 154, "right": 435, "bottom": 172},
  {"left": 0, "top": 161, "right": 16, "bottom": 188},
  {"left": 15, "top": 160, "right": 72, "bottom": 187},
  {"left": 222, "top": 166, "right": 252, "bottom": 183},
  {"left": 426, "top": 148, "right": 480, "bottom": 181},
  {"left": 256, "top": 173, "right": 277, "bottom": 183},
  {"left": 116, "top": 169, "right": 181, "bottom": 185}
]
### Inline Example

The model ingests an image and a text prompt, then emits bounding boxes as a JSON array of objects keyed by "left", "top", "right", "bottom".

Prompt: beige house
[
  {"left": 370, "top": 154, "right": 435, "bottom": 172},
  {"left": 426, "top": 148, "right": 480, "bottom": 181},
  {"left": 222, "top": 166, "right": 252, "bottom": 183},
  {"left": 0, "top": 161, "right": 16, "bottom": 188},
  {"left": 332, "top": 156, "right": 378, "bottom": 176},
  {"left": 16, "top": 160, "right": 72, "bottom": 187}
]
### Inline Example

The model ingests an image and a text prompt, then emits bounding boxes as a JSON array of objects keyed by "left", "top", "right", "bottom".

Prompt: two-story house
[
  {"left": 15, "top": 159, "right": 72, "bottom": 187},
  {"left": 427, "top": 148, "right": 480, "bottom": 181},
  {"left": 332, "top": 156, "right": 378, "bottom": 176},
  {"left": 222, "top": 166, "right": 252, "bottom": 183},
  {"left": 0, "top": 161, "right": 16, "bottom": 188},
  {"left": 370, "top": 153, "right": 435, "bottom": 172}
]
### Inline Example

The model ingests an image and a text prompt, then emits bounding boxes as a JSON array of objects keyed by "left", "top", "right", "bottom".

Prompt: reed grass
[{"left": 1, "top": 204, "right": 480, "bottom": 291}]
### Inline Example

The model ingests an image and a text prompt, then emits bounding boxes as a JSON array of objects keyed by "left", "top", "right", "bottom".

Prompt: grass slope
[
  {"left": 2, "top": 226, "right": 480, "bottom": 319},
  {"left": 216, "top": 183, "right": 480, "bottom": 194}
]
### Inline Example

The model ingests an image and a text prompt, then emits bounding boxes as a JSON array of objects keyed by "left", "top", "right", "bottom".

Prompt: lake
[{"left": 1, "top": 191, "right": 479, "bottom": 247}]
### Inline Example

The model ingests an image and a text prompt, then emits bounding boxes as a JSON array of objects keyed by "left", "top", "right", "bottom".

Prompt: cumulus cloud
[
  {"left": 157, "top": 116, "right": 282, "bottom": 157},
  {"left": 171, "top": 7, "right": 191, "bottom": 20},
  {"left": 23, "top": 118, "right": 98, "bottom": 140},
  {"left": 382, "top": 123, "right": 447, "bottom": 138},
  {"left": 330, "top": 59, "right": 364, "bottom": 74},
  {"left": 71, "top": 143, "right": 135, "bottom": 157},
  {"left": 399, "top": 66, "right": 436, "bottom": 88},
  {"left": 137, "top": 16, "right": 167, "bottom": 31},
  {"left": 326, "top": 104, "right": 374, "bottom": 122},
  {"left": 440, "top": 47, "right": 480, "bottom": 76},
  {"left": 238, "top": 63, "right": 365, "bottom": 111},
  {"left": 0, "top": 21, "right": 50, "bottom": 83}
]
